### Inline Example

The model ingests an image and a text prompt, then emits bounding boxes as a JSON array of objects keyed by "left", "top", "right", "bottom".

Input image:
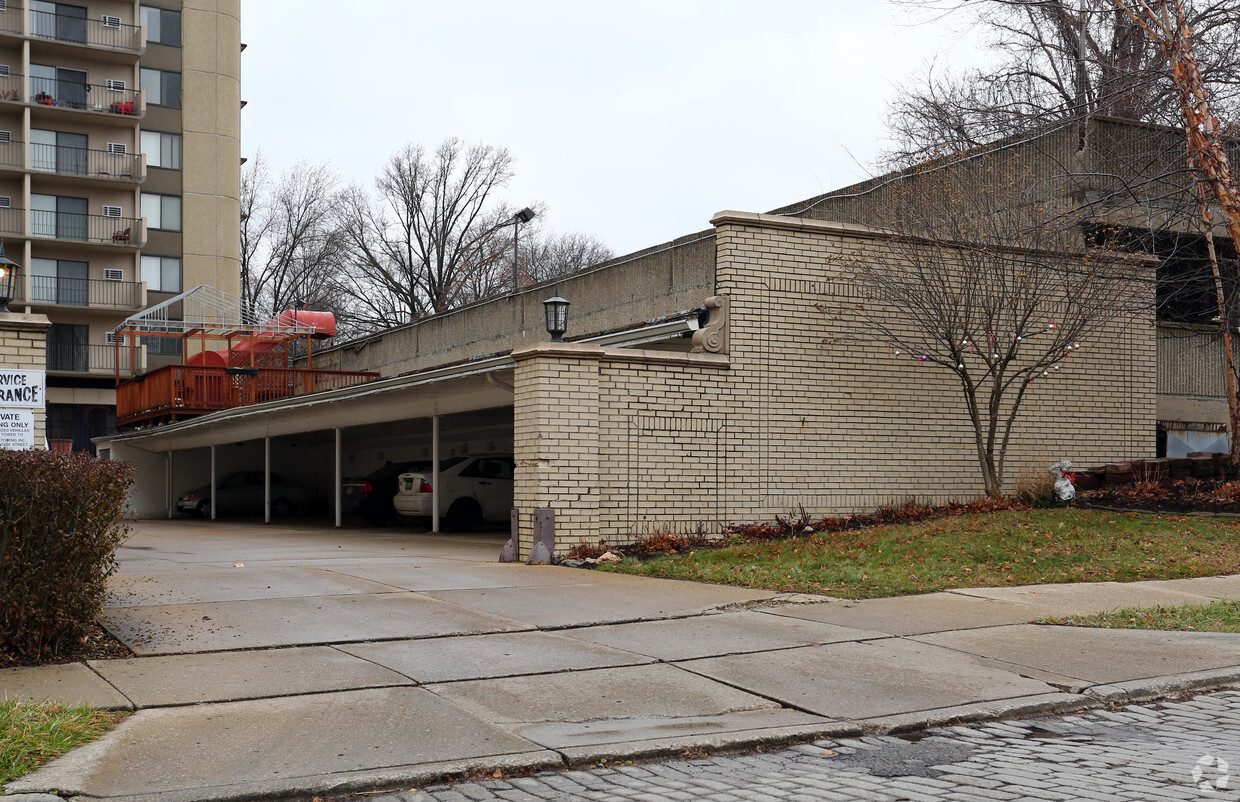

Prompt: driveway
[{"left": 5, "top": 520, "right": 1240, "bottom": 802}]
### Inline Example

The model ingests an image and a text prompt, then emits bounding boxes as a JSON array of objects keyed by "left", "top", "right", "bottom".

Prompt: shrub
[{"left": 0, "top": 450, "right": 133, "bottom": 660}]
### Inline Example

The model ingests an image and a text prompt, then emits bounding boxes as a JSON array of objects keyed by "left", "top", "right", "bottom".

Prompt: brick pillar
[
  {"left": 0, "top": 312, "right": 51, "bottom": 449},
  {"left": 511, "top": 342, "right": 602, "bottom": 557}
]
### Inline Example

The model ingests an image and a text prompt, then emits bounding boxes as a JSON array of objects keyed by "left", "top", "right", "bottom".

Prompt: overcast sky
[{"left": 240, "top": 1, "right": 990, "bottom": 256}]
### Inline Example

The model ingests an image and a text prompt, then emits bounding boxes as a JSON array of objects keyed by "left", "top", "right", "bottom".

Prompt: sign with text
[
  {"left": 0, "top": 370, "right": 45, "bottom": 408},
  {"left": 0, "top": 410, "right": 34, "bottom": 449}
]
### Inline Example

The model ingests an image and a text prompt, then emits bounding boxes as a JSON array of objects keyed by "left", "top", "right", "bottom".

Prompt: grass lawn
[
  {"left": 0, "top": 699, "right": 125, "bottom": 785},
  {"left": 602, "top": 508, "right": 1240, "bottom": 599},
  {"left": 1043, "top": 600, "right": 1240, "bottom": 633}
]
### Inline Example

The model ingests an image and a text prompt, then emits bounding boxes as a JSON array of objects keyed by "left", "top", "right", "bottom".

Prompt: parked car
[
  {"left": 177, "top": 471, "right": 307, "bottom": 518},
  {"left": 343, "top": 460, "right": 441, "bottom": 526},
  {"left": 393, "top": 455, "right": 514, "bottom": 530}
]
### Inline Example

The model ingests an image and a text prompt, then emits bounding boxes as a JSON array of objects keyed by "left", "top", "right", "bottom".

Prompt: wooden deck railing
[{"left": 117, "top": 364, "right": 380, "bottom": 427}]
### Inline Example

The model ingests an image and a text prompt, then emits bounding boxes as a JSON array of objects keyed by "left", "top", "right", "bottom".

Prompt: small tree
[{"left": 823, "top": 167, "right": 1150, "bottom": 497}]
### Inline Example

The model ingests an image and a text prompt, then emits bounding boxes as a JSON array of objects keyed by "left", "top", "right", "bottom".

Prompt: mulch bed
[
  {"left": 1082, "top": 478, "right": 1240, "bottom": 515},
  {"left": 1, "top": 623, "right": 133, "bottom": 669}
]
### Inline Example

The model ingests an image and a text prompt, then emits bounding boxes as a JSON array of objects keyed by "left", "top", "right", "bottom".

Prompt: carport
[{"left": 99, "top": 355, "right": 518, "bottom": 532}]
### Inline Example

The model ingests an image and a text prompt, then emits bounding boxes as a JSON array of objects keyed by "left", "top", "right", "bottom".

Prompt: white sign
[
  {"left": 0, "top": 370, "right": 45, "bottom": 408},
  {"left": 0, "top": 409, "right": 33, "bottom": 449}
]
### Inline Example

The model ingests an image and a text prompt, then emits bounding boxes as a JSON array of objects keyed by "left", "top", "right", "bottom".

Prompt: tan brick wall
[
  {"left": 0, "top": 314, "right": 51, "bottom": 448},
  {"left": 512, "top": 213, "right": 1158, "bottom": 552}
]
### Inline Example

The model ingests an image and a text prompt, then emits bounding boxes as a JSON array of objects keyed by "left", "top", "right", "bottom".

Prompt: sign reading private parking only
[{"left": 0, "top": 409, "right": 33, "bottom": 449}]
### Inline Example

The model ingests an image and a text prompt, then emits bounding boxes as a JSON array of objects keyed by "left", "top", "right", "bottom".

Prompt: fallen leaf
[
  {"left": 820, "top": 749, "right": 836, "bottom": 755},
  {"left": 233, "top": 563, "right": 244, "bottom": 568}
]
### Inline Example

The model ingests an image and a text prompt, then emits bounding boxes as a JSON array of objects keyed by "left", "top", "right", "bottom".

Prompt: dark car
[
  {"left": 347, "top": 460, "right": 436, "bottom": 526},
  {"left": 177, "top": 471, "right": 307, "bottom": 517}
]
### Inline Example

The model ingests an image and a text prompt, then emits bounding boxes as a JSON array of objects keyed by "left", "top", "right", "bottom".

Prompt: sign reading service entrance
[
  {"left": 0, "top": 410, "right": 34, "bottom": 449},
  {"left": 0, "top": 370, "right": 45, "bottom": 407}
]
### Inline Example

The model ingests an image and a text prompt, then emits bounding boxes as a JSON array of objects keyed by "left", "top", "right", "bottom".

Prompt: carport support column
[
  {"left": 264, "top": 437, "right": 271, "bottom": 524},
  {"left": 511, "top": 342, "right": 602, "bottom": 557},
  {"left": 334, "top": 427, "right": 342, "bottom": 529},
  {"left": 432, "top": 415, "right": 440, "bottom": 533},
  {"left": 209, "top": 445, "right": 216, "bottom": 521}
]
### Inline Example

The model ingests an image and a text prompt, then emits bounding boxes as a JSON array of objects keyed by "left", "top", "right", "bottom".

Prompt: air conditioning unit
[
  {"left": 106, "top": 142, "right": 127, "bottom": 155},
  {"left": 0, "top": 66, "right": 9, "bottom": 78},
  {"left": 102, "top": 205, "right": 122, "bottom": 218},
  {"left": 0, "top": 131, "right": 11, "bottom": 144},
  {"left": 0, "top": 196, "right": 12, "bottom": 209},
  {"left": 105, "top": 332, "right": 126, "bottom": 344},
  {"left": 101, "top": 15, "right": 122, "bottom": 29},
  {"left": 105, "top": 79, "right": 126, "bottom": 92},
  {"left": 104, "top": 269, "right": 124, "bottom": 281},
  {"left": 0, "top": 1, "right": 9, "bottom": 12}
]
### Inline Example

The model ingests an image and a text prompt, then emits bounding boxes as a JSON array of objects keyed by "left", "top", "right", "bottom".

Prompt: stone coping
[
  {"left": 511, "top": 341, "right": 729, "bottom": 369},
  {"left": 0, "top": 312, "right": 51, "bottom": 332}
]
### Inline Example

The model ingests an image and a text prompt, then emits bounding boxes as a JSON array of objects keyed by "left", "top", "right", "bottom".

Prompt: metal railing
[
  {"left": 24, "top": 275, "right": 143, "bottom": 309},
  {"left": 118, "top": 365, "right": 381, "bottom": 426},
  {"left": 0, "top": 206, "right": 24, "bottom": 235},
  {"left": 29, "top": 9, "right": 142, "bottom": 52},
  {"left": 0, "top": 139, "right": 22, "bottom": 168},
  {"left": 30, "top": 209, "right": 142, "bottom": 246},
  {"left": 0, "top": 4, "right": 21, "bottom": 35},
  {"left": 29, "top": 76, "right": 141, "bottom": 116},
  {"left": 47, "top": 342, "right": 143, "bottom": 373},
  {"left": 30, "top": 142, "right": 143, "bottom": 181},
  {"left": 0, "top": 72, "right": 21, "bottom": 103}
]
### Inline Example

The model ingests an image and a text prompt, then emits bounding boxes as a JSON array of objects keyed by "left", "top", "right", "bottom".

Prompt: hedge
[{"left": 0, "top": 450, "right": 133, "bottom": 659}]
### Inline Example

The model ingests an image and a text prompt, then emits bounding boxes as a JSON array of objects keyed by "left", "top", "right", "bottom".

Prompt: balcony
[
  {"left": 31, "top": 142, "right": 145, "bottom": 184},
  {"left": 30, "top": 209, "right": 144, "bottom": 248},
  {"left": 0, "top": 139, "right": 22, "bottom": 171},
  {"left": 0, "top": 206, "right": 24, "bottom": 236},
  {"left": 28, "top": 77, "right": 143, "bottom": 120},
  {"left": 18, "top": 275, "right": 145, "bottom": 310},
  {"left": 0, "top": 5, "right": 21, "bottom": 36},
  {"left": 29, "top": 9, "right": 143, "bottom": 55},
  {"left": 47, "top": 342, "right": 146, "bottom": 376},
  {"left": 117, "top": 365, "right": 381, "bottom": 428}
]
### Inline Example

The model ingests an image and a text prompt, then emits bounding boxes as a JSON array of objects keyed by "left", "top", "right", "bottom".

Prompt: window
[
  {"left": 141, "top": 6, "right": 180, "bottom": 46},
  {"left": 140, "top": 333, "right": 181, "bottom": 355},
  {"left": 47, "top": 323, "right": 87, "bottom": 371},
  {"left": 31, "top": 129, "right": 87, "bottom": 174},
  {"left": 140, "top": 68, "right": 180, "bottom": 107},
  {"left": 141, "top": 254, "right": 180, "bottom": 292},
  {"left": 141, "top": 193, "right": 180, "bottom": 230},
  {"left": 31, "top": 193, "right": 87, "bottom": 239},
  {"left": 140, "top": 130, "right": 181, "bottom": 169}
]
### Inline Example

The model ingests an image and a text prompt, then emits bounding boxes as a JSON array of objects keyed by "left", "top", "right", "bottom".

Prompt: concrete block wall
[{"left": 0, "top": 313, "right": 51, "bottom": 448}]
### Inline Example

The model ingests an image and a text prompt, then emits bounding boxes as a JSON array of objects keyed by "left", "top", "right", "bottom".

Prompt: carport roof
[{"left": 98, "top": 317, "right": 691, "bottom": 453}]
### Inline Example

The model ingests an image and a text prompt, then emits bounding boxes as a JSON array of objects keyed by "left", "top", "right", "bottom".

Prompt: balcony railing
[
  {"left": 118, "top": 365, "right": 381, "bottom": 427},
  {"left": 31, "top": 143, "right": 143, "bottom": 182},
  {"left": 0, "top": 139, "right": 21, "bottom": 168},
  {"left": 0, "top": 4, "right": 21, "bottom": 35},
  {"left": 0, "top": 206, "right": 24, "bottom": 235},
  {"left": 29, "top": 76, "right": 141, "bottom": 117},
  {"left": 47, "top": 342, "right": 144, "bottom": 374},
  {"left": 30, "top": 9, "right": 142, "bottom": 52},
  {"left": 23, "top": 275, "right": 144, "bottom": 309},
  {"left": 30, "top": 209, "right": 142, "bottom": 246}
]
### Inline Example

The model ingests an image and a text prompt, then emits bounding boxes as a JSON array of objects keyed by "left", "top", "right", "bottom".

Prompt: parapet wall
[{"left": 311, "top": 231, "right": 717, "bottom": 377}]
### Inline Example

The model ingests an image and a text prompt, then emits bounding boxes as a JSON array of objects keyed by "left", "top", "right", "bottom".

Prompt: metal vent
[
  {"left": 101, "top": 14, "right": 122, "bottom": 28},
  {"left": 105, "top": 79, "right": 126, "bottom": 92},
  {"left": 106, "top": 142, "right": 127, "bottom": 155},
  {"left": 104, "top": 269, "right": 124, "bottom": 281},
  {"left": 0, "top": 131, "right": 11, "bottom": 144},
  {"left": 102, "top": 205, "right": 122, "bottom": 217},
  {"left": 0, "top": 196, "right": 12, "bottom": 209}
]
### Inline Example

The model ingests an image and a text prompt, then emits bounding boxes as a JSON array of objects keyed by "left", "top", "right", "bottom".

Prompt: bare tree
[
  {"left": 821, "top": 166, "right": 1150, "bottom": 497},
  {"left": 240, "top": 153, "right": 345, "bottom": 322},
  {"left": 335, "top": 138, "right": 516, "bottom": 330},
  {"left": 521, "top": 231, "right": 615, "bottom": 286},
  {"left": 887, "top": 0, "right": 1240, "bottom": 163},
  {"left": 1109, "top": 0, "right": 1240, "bottom": 465}
]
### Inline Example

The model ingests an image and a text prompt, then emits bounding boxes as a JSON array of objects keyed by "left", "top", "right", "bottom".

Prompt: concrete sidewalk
[{"left": 3, "top": 520, "right": 1240, "bottom": 802}]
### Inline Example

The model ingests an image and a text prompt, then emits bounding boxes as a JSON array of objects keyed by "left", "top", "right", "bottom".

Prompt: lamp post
[
  {"left": 508, "top": 207, "right": 537, "bottom": 294},
  {"left": 543, "top": 292, "right": 570, "bottom": 343},
  {"left": 0, "top": 240, "right": 19, "bottom": 314}
]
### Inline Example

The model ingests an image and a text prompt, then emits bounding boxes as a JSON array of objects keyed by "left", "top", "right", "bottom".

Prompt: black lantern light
[
  {"left": 0, "top": 240, "right": 18, "bottom": 314},
  {"left": 543, "top": 292, "right": 570, "bottom": 343}
]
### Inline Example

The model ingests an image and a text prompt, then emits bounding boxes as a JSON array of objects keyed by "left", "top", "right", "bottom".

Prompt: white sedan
[{"left": 393, "top": 455, "right": 514, "bottom": 530}]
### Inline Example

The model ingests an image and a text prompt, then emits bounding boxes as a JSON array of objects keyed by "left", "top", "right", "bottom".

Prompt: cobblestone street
[{"left": 377, "top": 689, "right": 1240, "bottom": 801}]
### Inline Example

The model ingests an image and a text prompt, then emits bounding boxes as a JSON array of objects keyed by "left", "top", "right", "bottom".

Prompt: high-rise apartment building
[{"left": 1, "top": 0, "right": 240, "bottom": 451}]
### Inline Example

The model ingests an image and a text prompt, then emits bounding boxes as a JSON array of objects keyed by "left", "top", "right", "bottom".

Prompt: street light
[
  {"left": 508, "top": 207, "right": 537, "bottom": 294},
  {"left": 543, "top": 291, "right": 570, "bottom": 343},
  {"left": 0, "top": 240, "right": 19, "bottom": 314}
]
